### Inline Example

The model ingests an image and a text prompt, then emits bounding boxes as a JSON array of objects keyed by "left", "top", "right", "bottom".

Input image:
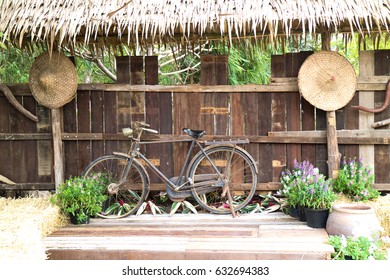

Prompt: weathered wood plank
[
  {"left": 36, "top": 105, "right": 52, "bottom": 182},
  {"left": 20, "top": 96, "right": 38, "bottom": 182},
  {"left": 0, "top": 183, "right": 54, "bottom": 190},
  {"left": 271, "top": 55, "right": 287, "bottom": 182},
  {"left": 130, "top": 56, "right": 145, "bottom": 123},
  {"left": 374, "top": 50, "right": 390, "bottom": 183},
  {"left": 0, "top": 96, "right": 13, "bottom": 187},
  {"left": 214, "top": 56, "right": 229, "bottom": 135},
  {"left": 63, "top": 98, "right": 78, "bottom": 179},
  {"left": 77, "top": 90, "right": 91, "bottom": 175},
  {"left": 90, "top": 90, "right": 105, "bottom": 160},
  {"left": 4, "top": 78, "right": 390, "bottom": 95},
  {"left": 43, "top": 213, "right": 333, "bottom": 260},
  {"left": 359, "top": 51, "right": 376, "bottom": 178}
]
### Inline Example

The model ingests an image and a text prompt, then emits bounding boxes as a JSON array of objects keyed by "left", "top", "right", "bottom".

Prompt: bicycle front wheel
[
  {"left": 82, "top": 155, "right": 149, "bottom": 218},
  {"left": 188, "top": 145, "right": 257, "bottom": 214}
]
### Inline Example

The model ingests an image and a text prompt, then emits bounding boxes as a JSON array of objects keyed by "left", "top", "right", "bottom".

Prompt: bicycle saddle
[{"left": 182, "top": 128, "right": 205, "bottom": 138}]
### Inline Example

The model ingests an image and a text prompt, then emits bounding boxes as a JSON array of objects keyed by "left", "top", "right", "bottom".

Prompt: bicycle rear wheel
[
  {"left": 82, "top": 155, "right": 149, "bottom": 218},
  {"left": 188, "top": 145, "right": 257, "bottom": 214}
]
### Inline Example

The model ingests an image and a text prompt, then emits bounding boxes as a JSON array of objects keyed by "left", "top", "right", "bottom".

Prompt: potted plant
[
  {"left": 279, "top": 160, "right": 320, "bottom": 221},
  {"left": 279, "top": 160, "right": 338, "bottom": 227},
  {"left": 333, "top": 157, "right": 380, "bottom": 201},
  {"left": 300, "top": 172, "right": 338, "bottom": 228},
  {"left": 50, "top": 176, "right": 107, "bottom": 224}
]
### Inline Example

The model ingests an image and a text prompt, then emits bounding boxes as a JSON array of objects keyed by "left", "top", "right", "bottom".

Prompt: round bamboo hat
[
  {"left": 298, "top": 51, "right": 356, "bottom": 111},
  {"left": 29, "top": 51, "right": 77, "bottom": 109}
]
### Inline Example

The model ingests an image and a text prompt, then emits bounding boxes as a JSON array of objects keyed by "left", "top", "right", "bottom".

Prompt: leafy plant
[
  {"left": 136, "top": 200, "right": 167, "bottom": 216},
  {"left": 50, "top": 176, "right": 107, "bottom": 224},
  {"left": 279, "top": 160, "right": 337, "bottom": 209},
  {"left": 333, "top": 157, "right": 380, "bottom": 201},
  {"left": 170, "top": 200, "right": 198, "bottom": 215},
  {"left": 240, "top": 193, "right": 281, "bottom": 214},
  {"left": 329, "top": 235, "right": 388, "bottom": 260}
]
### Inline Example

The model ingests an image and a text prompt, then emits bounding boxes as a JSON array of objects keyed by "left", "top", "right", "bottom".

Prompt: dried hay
[{"left": 0, "top": 196, "right": 68, "bottom": 260}]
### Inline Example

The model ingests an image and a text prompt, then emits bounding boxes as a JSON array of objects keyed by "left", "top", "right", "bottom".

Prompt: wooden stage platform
[{"left": 43, "top": 212, "right": 334, "bottom": 260}]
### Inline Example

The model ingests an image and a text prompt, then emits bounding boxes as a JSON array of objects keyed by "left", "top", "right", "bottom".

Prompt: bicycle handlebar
[{"left": 142, "top": 127, "right": 158, "bottom": 134}]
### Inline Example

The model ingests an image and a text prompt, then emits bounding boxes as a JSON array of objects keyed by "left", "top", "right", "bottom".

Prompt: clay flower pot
[{"left": 326, "top": 204, "right": 382, "bottom": 240}]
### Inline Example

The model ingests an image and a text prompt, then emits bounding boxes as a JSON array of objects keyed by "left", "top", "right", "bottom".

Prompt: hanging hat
[
  {"left": 29, "top": 51, "right": 77, "bottom": 109},
  {"left": 298, "top": 51, "right": 356, "bottom": 111}
]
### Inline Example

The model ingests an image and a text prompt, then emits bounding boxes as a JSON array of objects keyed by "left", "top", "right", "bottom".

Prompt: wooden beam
[
  {"left": 2, "top": 78, "right": 389, "bottom": 95},
  {"left": 0, "top": 183, "right": 54, "bottom": 190},
  {"left": 51, "top": 108, "right": 64, "bottom": 190},
  {"left": 2, "top": 130, "right": 390, "bottom": 145}
]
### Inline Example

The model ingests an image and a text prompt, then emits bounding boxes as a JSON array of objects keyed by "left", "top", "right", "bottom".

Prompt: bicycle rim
[
  {"left": 82, "top": 155, "right": 149, "bottom": 218},
  {"left": 189, "top": 146, "right": 257, "bottom": 214}
]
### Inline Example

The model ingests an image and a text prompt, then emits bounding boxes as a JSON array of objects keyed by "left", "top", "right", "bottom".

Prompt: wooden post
[
  {"left": 326, "top": 111, "right": 341, "bottom": 179},
  {"left": 322, "top": 31, "right": 341, "bottom": 179},
  {"left": 359, "top": 51, "right": 375, "bottom": 175},
  {"left": 51, "top": 108, "right": 64, "bottom": 190}
]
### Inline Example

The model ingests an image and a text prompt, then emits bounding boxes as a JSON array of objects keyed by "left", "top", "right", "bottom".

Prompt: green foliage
[
  {"left": 329, "top": 235, "right": 388, "bottom": 260},
  {"left": 136, "top": 200, "right": 166, "bottom": 216},
  {"left": 0, "top": 35, "right": 35, "bottom": 83},
  {"left": 240, "top": 193, "right": 281, "bottom": 214},
  {"left": 50, "top": 176, "right": 107, "bottom": 223},
  {"left": 333, "top": 157, "right": 380, "bottom": 201},
  {"left": 169, "top": 200, "right": 198, "bottom": 215},
  {"left": 279, "top": 160, "right": 337, "bottom": 209},
  {"left": 213, "top": 43, "right": 271, "bottom": 85}
]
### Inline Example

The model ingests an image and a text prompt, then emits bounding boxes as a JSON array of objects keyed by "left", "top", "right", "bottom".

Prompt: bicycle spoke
[
  {"left": 82, "top": 155, "right": 149, "bottom": 219},
  {"left": 188, "top": 146, "right": 257, "bottom": 214}
]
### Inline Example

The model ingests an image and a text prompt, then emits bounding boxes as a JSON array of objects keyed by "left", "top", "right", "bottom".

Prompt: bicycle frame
[{"left": 116, "top": 137, "right": 227, "bottom": 193}]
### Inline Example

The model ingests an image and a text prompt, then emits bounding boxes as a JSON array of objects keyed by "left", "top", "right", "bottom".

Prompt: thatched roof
[{"left": 1, "top": 0, "right": 389, "bottom": 52}]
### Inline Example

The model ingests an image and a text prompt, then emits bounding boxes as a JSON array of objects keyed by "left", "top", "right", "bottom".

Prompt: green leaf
[
  {"left": 129, "top": 190, "right": 140, "bottom": 200},
  {"left": 148, "top": 201, "right": 162, "bottom": 215},
  {"left": 104, "top": 202, "right": 120, "bottom": 215},
  {"left": 136, "top": 202, "right": 148, "bottom": 216},
  {"left": 183, "top": 200, "right": 198, "bottom": 214},
  {"left": 170, "top": 201, "right": 182, "bottom": 215}
]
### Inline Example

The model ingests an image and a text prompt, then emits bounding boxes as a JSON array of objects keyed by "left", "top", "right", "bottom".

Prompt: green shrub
[
  {"left": 333, "top": 157, "right": 380, "bottom": 201},
  {"left": 50, "top": 176, "right": 107, "bottom": 223},
  {"left": 329, "top": 235, "right": 387, "bottom": 260}
]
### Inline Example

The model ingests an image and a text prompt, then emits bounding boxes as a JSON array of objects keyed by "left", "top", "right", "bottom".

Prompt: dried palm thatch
[
  {"left": 0, "top": 0, "right": 389, "bottom": 52},
  {"left": 0, "top": 197, "right": 68, "bottom": 260}
]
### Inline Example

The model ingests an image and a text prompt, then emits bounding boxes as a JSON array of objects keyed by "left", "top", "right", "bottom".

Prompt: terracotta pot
[{"left": 326, "top": 204, "right": 382, "bottom": 240}]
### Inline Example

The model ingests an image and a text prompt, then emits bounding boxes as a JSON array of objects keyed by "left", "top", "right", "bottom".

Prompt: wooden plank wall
[{"left": 1, "top": 51, "right": 390, "bottom": 194}]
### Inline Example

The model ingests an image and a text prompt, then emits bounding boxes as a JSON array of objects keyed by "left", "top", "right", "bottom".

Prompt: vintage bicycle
[{"left": 82, "top": 121, "right": 258, "bottom": 218}]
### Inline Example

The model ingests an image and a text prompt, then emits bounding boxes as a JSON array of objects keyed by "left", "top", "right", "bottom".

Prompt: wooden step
[{"left": 44, "top": 213, "right": 334, "bottom": 260}]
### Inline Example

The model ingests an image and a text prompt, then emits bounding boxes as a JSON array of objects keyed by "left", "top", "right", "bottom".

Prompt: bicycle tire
[
  {"left": 188, "top": 145, "right": 257, "bottom": 214},
  {"left": 82, "top": 154, "right": 149, "bottom": 218}
]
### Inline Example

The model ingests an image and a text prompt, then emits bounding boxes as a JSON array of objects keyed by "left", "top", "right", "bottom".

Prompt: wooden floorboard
[{"left": 44, "top": 213, "right": 334, "bottom": 260}]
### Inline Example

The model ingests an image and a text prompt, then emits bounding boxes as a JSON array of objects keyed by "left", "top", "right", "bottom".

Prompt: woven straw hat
[
  {"left": 29, "top": 51, "right": 77, "bottom": 109},
  {"left": 298, "top": 51, "right": 356, "bottom": 111}
]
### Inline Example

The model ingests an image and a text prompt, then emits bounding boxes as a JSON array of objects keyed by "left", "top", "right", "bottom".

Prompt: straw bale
[{"left": 0, "top": 197, "right": 68, "bottom": 260}]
